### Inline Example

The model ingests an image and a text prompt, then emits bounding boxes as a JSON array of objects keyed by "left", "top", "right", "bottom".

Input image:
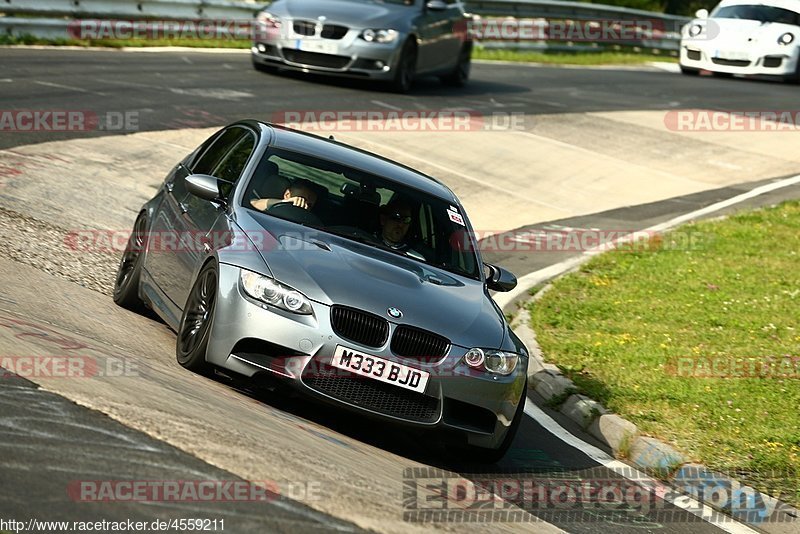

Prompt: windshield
[
  {"left": 713, "top": 4, "right": 800, "bottom": 25},
  {"left": 243, "top": 147, "right": 480, "bottom": 280}
]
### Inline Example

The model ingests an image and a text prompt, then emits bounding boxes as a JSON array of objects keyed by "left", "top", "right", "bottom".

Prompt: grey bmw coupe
[
  {"left": 113, "top": 120, "right": 527, "bottom": 461},
  {"left": 251, "top": 0, "right": 472, "bottom": 92}
]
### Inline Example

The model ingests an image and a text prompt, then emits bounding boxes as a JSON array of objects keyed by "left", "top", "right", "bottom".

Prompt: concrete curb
[{"left": 513, "top": 290, "right": 800, "bottom": 529}]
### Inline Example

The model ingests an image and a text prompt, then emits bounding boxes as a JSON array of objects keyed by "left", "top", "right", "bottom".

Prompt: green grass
[
  {"left": 529, "top": 201, "right": 800, "bottom": 505},
  {"left": 0, "top": 34, "right": 250, "bottom": 49},
  {"left": 472, "top": 47, "right": 678, "bottom": 65},
  {"left": 0, "top": 34, "right": 677, "bottom": 65}
]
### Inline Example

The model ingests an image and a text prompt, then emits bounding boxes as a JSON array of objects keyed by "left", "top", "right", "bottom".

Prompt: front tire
[
  {"left": 441, "top": 45, "right": 471, "bottom": 87},
  {"left": 176, "top": 262, "right": 218, "bottom": 374},
  {"left": 680, "top": 65, "right": 700, "bottom": 76},
  {"left": 113, "top": 213, "right": 147, "bottom": 311},
  {"left": 390, "top": 41, "right": 417, "bottom": 93}
]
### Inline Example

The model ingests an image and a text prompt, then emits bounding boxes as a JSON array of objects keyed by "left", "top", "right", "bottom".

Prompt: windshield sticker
[{"left": 448, "top": 210, "right": 465, "bottom": 226}]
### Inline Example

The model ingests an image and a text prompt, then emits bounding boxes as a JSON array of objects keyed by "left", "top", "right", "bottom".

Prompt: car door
[
  {"left": 146, "top": 127, "right": 257, "bottom": 310},
  {"left": 414, "top": 0, "right": 463, "bottom": 73}
]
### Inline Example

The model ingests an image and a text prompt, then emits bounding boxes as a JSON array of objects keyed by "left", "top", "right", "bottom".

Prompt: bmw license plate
[
  {"left": 295, "top": 38, "right": 338, "bottom": 55},
  {"left": 331, "top": 345, "right": 430, "bottom": 394}
]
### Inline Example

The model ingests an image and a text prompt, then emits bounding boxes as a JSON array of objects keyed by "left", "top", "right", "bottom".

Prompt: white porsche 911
[{"left": 679, "top": 0, "right": 800, "bottom": 81}]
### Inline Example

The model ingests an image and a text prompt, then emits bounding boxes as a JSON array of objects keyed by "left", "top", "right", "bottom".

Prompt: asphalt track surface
[{"left": 2, "top": 48, "right": 799, "bottom": 534}]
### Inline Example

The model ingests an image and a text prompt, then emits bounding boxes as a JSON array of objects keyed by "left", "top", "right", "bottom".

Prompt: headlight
[
  {"left": 778, "top": 32, "right": 795, "bottom": 45},
  {"left": 464, "top": 348, "right": 485, "bottom": 368},
  {"left": 688, "top": 23, "right": 703, "bottom": 37},
  {"left": 484, "top": 350, "right": 519, "bottom": 375},
  {"left": 463, "top": 348, "right": 519, "bottom": 375},
  {"left": 360, "top": 29, "right": 399, "bottom": 43},
  {"left": 240, "top": 270, "right": 312, "bottom": 314},
  {"left": 256, "top": 11, "right": 282, "bottom": 28}
]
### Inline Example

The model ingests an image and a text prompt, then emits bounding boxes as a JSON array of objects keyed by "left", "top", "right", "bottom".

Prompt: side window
[
  {"left": 192, "top": 128, "right": 249, "bottom": 176},
  {"left": 166, "top": 128, "right": 238, "bottom": 204},
  {"left": 184, "top": 128, "right": 256, "bottom": 228},
  {"left": 210, "top": 133, "right": 256, "bottom": 198}
]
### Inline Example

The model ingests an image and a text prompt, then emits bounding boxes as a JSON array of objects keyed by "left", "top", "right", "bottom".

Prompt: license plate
[
  {"left": 294, "top": 38, "right": 338, "bottom": 55},
  {"left": 331, "top": 345, "right": 430, "bottom": 394},
  {"left": 714, "top": 49, "right": 748, "bottom": 61}
]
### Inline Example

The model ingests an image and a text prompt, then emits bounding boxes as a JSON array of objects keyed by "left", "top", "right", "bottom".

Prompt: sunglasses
[{"left": 387, "top": 212, "right": 412, "bottom": 224}]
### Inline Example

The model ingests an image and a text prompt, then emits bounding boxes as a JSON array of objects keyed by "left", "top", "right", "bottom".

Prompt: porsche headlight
[
  {"left": 240, "top": 270, "right": 312, "bottom": 314},
  {"left": 463, "top": 348, "right": 519, "bottom": 375},
  {"left": 778, "top": 32, "right": 795, "bottom": 45},
  {"left": 688, "top": 23, "right": 703, "bottom": 37},
  {"left": 360, "top": 29, "right": 399, "bottom": 43}
]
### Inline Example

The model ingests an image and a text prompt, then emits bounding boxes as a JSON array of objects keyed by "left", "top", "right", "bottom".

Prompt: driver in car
[
  {"left": 251, "top": 179, "right": 319, "bottom": 212},
  {"left": 377, "top": 198, "right": 426, "bottom": 261}
]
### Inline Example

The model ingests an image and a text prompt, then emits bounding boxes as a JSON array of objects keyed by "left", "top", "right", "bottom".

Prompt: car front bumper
[
  {"left": 680, "top": 42, "right": 800, "bottom": 77},
  {"left": 205, "top": 263, "right": 527, "bottom": 449},
  {"left": 251, "top": 31, "right": 404, "bottom": 81}
]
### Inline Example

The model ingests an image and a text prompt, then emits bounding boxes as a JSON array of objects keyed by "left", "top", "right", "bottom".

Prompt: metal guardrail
[{"left": 0, "top": 0, "right": 688, "bottom": 52}]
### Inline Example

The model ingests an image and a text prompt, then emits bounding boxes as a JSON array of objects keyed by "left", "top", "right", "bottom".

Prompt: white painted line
[
  {"left": 523, "top": 399, "right": 759, "bottom": 534},
  {"left": 34, "top": 80, "right": 107, "bottom": 97},
  {"left": 370, "top": 100, "right": 404, "bottom": 111},
  {"left": 649, "top": 61, "right": 682, "bottom": 73},
  {"left": 0, "top": 79, "right": 13, "bottom": 83},
  {"left": 494, "top": 173, "right": 800, "bottom": 310},
  {"left": 647, "top": 173, "right": 800, "bottom": 232}
]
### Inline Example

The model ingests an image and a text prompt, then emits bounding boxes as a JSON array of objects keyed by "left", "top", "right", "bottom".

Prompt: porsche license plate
[{"left": 331, "top": 345, "right": 430, "bottom": 394}]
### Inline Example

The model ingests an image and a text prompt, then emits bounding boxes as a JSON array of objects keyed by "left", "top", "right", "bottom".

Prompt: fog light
[{"left": 375, "top": 60, "right": 384, "bottom": 69}]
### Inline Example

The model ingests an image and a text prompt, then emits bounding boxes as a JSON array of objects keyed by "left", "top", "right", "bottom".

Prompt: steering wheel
[{"left": 267, "top": 201, "right": 323, "bottom": 227}]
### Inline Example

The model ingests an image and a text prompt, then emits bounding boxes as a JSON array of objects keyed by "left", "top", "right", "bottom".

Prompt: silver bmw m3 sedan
[{"left": 113, "top": 120, "right": 527, "bottom": 461}]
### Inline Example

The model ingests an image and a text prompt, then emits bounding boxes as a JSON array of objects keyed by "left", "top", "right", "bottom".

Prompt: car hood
[
  {"left": 707, "top": 18, "right": 798, "bottom": 44},
  {"left": 237, "top": 212, "right": 505, "bottom": 348},
  {"left": 267, "top": 0, "right": 413, "bottom": 29}
]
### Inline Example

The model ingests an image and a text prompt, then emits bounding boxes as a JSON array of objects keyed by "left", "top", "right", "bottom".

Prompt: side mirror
[
  {"left": 485, "top": 263, "right": 517, "bottom": 292},
  {"left": 426, "top": 0, "right": 448, "bottom": 11},
  {"left": 695, "top": 8, "right": 709, "bottom": 19},
  {"left": 186, "top": 174, "right": 223, "bottom": 203}
]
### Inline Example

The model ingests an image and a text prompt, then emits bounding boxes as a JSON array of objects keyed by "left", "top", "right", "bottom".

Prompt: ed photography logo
[{"left": 401, "top": 468, "right": 793, "bottom": 523}]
